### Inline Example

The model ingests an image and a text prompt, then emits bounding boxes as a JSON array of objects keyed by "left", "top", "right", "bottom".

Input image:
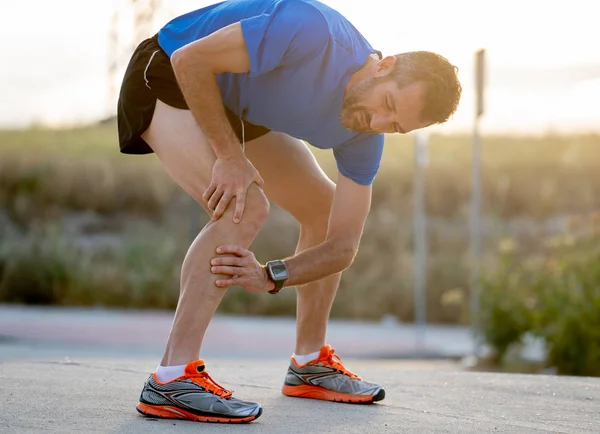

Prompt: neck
[{"left": 346, "top": 53, "right": 378, "bottom": 91}]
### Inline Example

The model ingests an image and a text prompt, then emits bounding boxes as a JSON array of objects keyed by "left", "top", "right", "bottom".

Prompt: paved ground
[
  {"left": 2, "top": 358, "right": 599, "bottom": 433},
  {"left": 1, "top": 304, "right": 595, "bottom": 433}
]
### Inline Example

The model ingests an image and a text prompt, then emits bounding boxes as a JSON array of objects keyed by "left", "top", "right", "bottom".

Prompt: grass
[
  {"left": 0, "top": 122, "right": 124, "bottom": 158},
  {"left": 1, "top": 121, "right": 599, "bottom": 322}
]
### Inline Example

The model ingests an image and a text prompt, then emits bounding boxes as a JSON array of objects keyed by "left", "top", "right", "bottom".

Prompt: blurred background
[{"left": 1, "top": 0, "right": 599, "bottom": 376}]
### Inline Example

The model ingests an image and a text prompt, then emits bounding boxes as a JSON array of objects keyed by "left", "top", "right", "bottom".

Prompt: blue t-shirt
[{"left": 158, "top": 0, "right": 384, "bottom": 185}]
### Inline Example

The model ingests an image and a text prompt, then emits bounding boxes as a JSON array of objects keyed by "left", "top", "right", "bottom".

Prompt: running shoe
[
  {"left": 136, "top": 360, "right": 262, "bottom": 423},
  {"left": 282, "top": 345, "right": 385, "bottom": 403}
]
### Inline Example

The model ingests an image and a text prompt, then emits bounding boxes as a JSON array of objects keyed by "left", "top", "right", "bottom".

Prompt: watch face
[{"left": 270, "top": 262, "right": 288, "bottom": 280}]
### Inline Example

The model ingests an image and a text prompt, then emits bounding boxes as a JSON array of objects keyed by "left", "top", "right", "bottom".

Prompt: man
[{"left": 118, "top": 0, "right": 461, "bottom": 424}]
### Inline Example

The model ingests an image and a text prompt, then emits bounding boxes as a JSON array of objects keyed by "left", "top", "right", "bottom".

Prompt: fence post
[
  {"left": 413, "top": 130, "right": 429, "bottom": 352},
  {"left": 470, "top": 48, "right": 486, "bottom": 355}
]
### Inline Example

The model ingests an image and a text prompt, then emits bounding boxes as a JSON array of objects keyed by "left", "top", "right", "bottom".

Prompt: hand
[
  {"left": 203, "top": 156, "right": 265, "bottom": 223},
  {"left": 210, "top": 245, "right": 276, "bottom": 294}
]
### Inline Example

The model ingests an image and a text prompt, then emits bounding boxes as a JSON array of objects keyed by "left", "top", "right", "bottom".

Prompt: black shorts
[{"left": 117, "top": 34, "right": 270, "bottom": 155}]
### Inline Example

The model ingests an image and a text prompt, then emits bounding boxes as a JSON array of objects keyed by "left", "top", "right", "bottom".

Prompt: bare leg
[
  {"left": 248, "top": 135, "right": 386, "bottom": 404},
  {"left": 293, "top": 229, "right": 343, "bottom": 354},
  {"left": 142, "top": 101, "right": 270, "bottom": 366},
  {"left": 245, "top": 133, "right": 338, "bottom": 355}
]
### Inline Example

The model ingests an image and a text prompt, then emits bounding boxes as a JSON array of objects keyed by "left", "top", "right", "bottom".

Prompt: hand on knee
[
  {"left": 212, "top": 183, "right": 269, "bottom": 234},
  {"left": 238, "top": 183, "right": 270, "bottom": 228}
]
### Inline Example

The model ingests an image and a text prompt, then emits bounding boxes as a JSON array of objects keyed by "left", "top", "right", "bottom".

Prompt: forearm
[
  {"left": 171, "top": 54, "right": 242, "bottom": 159},
  {"left": 282, "top": 237, "right": 356, "bottom": 287}
]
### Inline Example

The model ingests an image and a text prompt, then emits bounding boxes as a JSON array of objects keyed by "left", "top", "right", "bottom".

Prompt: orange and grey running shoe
[
  {"left": 282, "top": 345, "right": 385, "bottom": 404},
  {"left": 136, "top": 360, "right": 262, "bottom": 423}
]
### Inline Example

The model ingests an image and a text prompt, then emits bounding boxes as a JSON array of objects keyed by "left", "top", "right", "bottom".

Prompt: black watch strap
[
  {"left": 268, "top": 278, "right": 285, "bottom": 294},
  {"left": 266, "top": 260, "right": 288, "bottom": 294}
]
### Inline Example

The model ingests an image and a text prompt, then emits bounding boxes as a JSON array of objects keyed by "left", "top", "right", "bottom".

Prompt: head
[{"left": 340, "top": 51, "right": 462, "bottom": 134}]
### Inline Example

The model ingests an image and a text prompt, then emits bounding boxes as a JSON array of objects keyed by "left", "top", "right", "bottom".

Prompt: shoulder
[
  {"left": 272, "top": 0, "right": 330, "bottom": 43},
  {"left": 240, "top": 0, "right": 334, "bottom": 76},
  {"left": 294, "top": 1, "right": 377, "bottom": 61},
  {"left": 241, "top": 0, "right": 330, "bottom": 52}
]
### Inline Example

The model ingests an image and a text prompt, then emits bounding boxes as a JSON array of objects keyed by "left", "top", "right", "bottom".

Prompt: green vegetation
[
  {"left": 1, "top": 122, "right": 600, "bottom": 327},
  {"left": 479, "top": 223, "right": 600, "bottom": 377}
]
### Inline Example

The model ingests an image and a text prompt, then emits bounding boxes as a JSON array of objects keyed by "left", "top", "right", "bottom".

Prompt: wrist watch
[{"left": 265, "top": 260, "right": 289, "bottom": 294}]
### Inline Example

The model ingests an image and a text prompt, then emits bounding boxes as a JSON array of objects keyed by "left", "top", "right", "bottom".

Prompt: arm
[
  {"left": 276, "top": 134, "right": 384, "bottom": 286},
  {"left": 282, "top": 173, "right": 372, "bottom": 286},
  {"left": 170, "top": 22, "right": 248, "bottom": 160},
  {"left": 171, "top": 23, "right": 264, "bottom": 222},
  {"left": 211, "top": 173, "right": 372, "bottom": 291}
]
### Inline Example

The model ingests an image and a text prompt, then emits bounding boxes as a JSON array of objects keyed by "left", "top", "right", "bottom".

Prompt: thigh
[
  {"left": 142, "top": 100, "right": 271, "bottom": 220},
  {"left": 245, "top": 132, "right": 335, "bottom": 225},
  {"left": 142, "top": 104, "right": 333, "bottom": 223},
  {"left": 141, "top": 100, "right": 215, "bottom": 210}
]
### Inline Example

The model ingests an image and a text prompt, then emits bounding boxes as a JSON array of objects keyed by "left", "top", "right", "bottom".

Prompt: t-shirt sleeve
[
  {"left": 240, "top": 1, "right": 329, "bottom": 77},
  {"left": 333, "top": 134, "right": 384, "bottom": 185}
]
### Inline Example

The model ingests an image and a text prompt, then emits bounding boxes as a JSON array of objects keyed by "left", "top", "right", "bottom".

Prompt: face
[{"left": 340, "top": 57, "right": 428, "bottom": 134}]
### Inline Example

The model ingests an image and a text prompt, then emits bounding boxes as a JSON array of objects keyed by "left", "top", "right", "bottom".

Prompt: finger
[
  {"left": 203, "top": 183, "right": 217, "bottom": 203},
  {"left": 211, "top": 265, "right": 243, "bottom": 276},
  {"left": 233, "top": 192, "right": 246, "bottom": 223},
  {"left": 215, "top": 278, "right": 238, "bottom": 288},
  {"left": 216, "top": 245, "right": 250, "bottom": 257},
  {"left": 207, "top": 188, "right": 224, "bottom": 213},
  {"left": 211, "top": 256, "right": 244, "bottom": 266},
  {"left": 213, "top": 192, "right": 233, "bottom": 220},
  {"left": 255, "top": 173, "right": 265, "bottom": 188}
]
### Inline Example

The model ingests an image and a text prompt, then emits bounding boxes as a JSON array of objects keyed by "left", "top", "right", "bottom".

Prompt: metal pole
[
  {"left": 470, "top": 117, "right": 482, "bottom": 355},
  {"left": 414, "top": 131, "right": 428, "bottom": 352},
  {"left": 470, "top": 49, "right": 486, "bottom": 356}
]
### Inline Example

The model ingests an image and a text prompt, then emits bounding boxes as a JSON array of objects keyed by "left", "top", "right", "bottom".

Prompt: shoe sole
[
  {"left": 282, "top": 384, "right": 385, "bottom": 404},
  {"left": 136, "top": 402, "right": 262, "bottom": 423}
]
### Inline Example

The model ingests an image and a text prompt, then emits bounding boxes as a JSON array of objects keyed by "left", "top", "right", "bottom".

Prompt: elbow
[
  {"left": 171, "top": 43, "right": 217, "bottom": 76},
  {"left": 170, "top": 46, "right": 203, "bottom": 75},
  {"left": 334, "top": 237, "right": 359, "bottom": 272},
  {"left": 170, "top": 48, "right": 188, "bottom": 74}
]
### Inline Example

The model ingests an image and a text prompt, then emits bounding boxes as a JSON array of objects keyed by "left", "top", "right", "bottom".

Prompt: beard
[{"left": 339, "top": 77, "right": 377, "bottom": 133}]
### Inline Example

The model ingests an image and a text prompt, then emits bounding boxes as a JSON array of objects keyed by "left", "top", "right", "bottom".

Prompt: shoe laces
[
  {"left": 191, "top": 371, "right": 233, "bottom": 399},
  {"left": 314, "top": 347, "right": 360, "bottom": 379}
]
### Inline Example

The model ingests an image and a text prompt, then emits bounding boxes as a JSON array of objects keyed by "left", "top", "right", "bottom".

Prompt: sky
[{"left": 1, "top": 0, "right": 599, "bottom": 134}]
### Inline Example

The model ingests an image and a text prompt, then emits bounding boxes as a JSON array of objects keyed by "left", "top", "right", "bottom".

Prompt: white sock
[
  {"left": 292, "top": 350, "right": 321, "bottom": 366},
  {"left": 155, "top": 364, "right": 186, "bottom": 383}
]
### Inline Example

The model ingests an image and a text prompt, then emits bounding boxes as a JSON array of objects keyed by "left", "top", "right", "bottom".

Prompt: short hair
[{"left": 391, "top": 51, "right": 462, "bottom": 125}]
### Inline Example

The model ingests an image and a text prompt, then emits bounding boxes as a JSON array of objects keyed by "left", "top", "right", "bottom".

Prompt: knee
[
  {"left": 298, "top": 186, "right": 334, "bottom": 244},
  {"left": 300, "top": 217, "right": 328, "bottom": 245},
  {"left": 239, "top": 183, "right": 270, "bottom": 231},
  {"left": 205, "top": 183, "right": 269, "bottom": 236}
]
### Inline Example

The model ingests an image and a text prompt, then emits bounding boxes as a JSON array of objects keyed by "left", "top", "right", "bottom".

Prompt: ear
[{"left": 373, "top": 55, "right": 397, "bottom": 78}]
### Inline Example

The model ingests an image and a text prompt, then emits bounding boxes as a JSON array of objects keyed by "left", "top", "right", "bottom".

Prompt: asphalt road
[
  {"left": 2, "top": 358, "right": 598, "bottom": 434},
  {"left": 1, "top": 305, "right": 595, "bottom": 433}
]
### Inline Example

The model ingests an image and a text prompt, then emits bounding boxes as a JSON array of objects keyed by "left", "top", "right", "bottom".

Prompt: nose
[{"left": 369, "top": 113, "right": 396, "bottom": 133}]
